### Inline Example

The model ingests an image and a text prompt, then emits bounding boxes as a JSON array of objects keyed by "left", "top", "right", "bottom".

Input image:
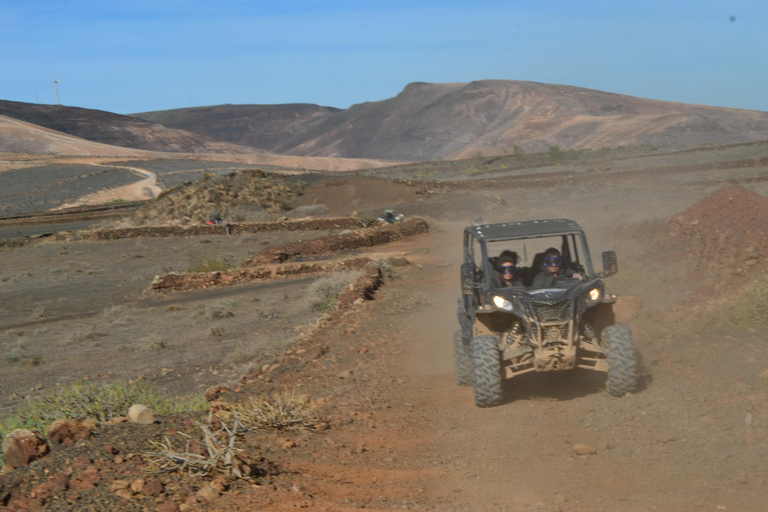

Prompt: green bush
[{"left": 548, "top": 144, "right": 564, "bottom": 161}]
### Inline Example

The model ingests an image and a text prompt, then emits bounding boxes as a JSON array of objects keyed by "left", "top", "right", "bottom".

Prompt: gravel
[{"left": 0, "top": 165, "right": 141, "bottom": 216}]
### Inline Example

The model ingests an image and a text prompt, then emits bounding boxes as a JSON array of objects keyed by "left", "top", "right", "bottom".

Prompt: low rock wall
[
  {"left": 247, "top": 217, "right": 430, "bottom": 265},
  {"left": 58, "top": 217, "right": 364, "bottom": 241},
  {"left": 151, "top": 258, "right": 373, "bottom": 292}
]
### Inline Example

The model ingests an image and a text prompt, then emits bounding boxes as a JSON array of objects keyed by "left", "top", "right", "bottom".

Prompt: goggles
[
  {"left": 543, "top": 256, "right": 562, "bottom": 267},
  {"left": 499, "top": 265, "right": 516, "bottom": 274}
]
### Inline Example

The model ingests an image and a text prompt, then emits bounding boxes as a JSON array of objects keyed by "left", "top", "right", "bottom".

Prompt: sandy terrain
[{"left": 1, "top": 156, "right": 768, "bottom": 511}]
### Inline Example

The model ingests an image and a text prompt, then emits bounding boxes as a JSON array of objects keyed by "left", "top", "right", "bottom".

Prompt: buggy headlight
[
  {"left": 588, "top": 288, "right": 600, "bottom": 301},
  {"left": 493, "top": 295, "right": 513, "bottom": 311}
]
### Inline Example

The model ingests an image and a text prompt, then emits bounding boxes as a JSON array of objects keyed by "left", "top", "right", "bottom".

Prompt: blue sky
[{"left": 1, "top": 1, "right": 766, "bottom": 115}]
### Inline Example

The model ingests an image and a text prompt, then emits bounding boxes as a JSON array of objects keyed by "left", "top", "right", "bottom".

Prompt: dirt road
[
  {"left": 1, "top": 177, "right": 768, "bottom": 511},
  {"left": 337, "top": 221, "right": 768, "bottom": 512}
]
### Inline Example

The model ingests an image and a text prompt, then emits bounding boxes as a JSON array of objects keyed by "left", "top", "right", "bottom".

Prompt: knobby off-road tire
[
  {"left": 454, "top": 330, "right": 473, "bottom": 386},
  {"left": 471, "top": 335, "right": 504, "bottom": 407},
  {"left": 603, "top": 324, "right": 638, "bottom": 396},
  {"left": 457, "top": 298, "right": 473, "bottom": 339}
]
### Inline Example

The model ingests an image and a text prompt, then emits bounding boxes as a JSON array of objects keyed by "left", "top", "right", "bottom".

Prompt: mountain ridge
[
  {"left": 132, "top": 80, "right": 768, "bottom": 160},
  {"left": 4, "top": 80, "right": 768, "bottom": 161}
]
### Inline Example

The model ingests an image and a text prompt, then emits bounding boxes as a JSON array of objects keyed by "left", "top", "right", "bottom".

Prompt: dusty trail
[
  {"left": 381, "top": 221, "right": 768, "bottom": 512},
  {"left": 54, "top": 164, "right": 163, "bottom": 209},
  {"left": 2, "top": 173, "right": 768, "bottom": 511}
]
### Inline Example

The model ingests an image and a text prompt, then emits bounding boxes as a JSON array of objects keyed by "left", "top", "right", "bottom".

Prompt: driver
[{"left": 532, "top": 247, "right": 584, "bottom": 289}]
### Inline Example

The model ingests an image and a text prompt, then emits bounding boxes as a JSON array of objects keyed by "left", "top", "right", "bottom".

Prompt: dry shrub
[
  {"left": 730, "top": 271, "right": 768, "bottom": 326},
  {"left": 305, "top": 271, "right": 362, "bottom": 313},
  {"left": 187, "top": 251, "right": 234, "bottom": 273},
  {"left": 230, "top": 391, "right": 328, "bottom": 431},
  {"left": 124, "top": 170, "right": 305, "bottom": 227},
  {"left": 144, "top": 392, "right": 325, "bottom": 479}
]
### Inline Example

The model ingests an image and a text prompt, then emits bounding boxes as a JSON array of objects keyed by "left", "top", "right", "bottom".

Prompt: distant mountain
[
  {"left": 0, "top": 114, "right": 157, "bottom": 156},
  {"left": 0, "top": 100, "right": 264, "bottom": 155},
  {"left": 134, "top": 80, "right": 768, "bottom": 161},
  {"left": 133, "top": 104, "right": 340, "bottom": 151}
]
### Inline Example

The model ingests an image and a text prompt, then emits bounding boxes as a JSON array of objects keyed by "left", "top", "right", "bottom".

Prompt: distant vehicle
[
  {"left": 456, "top": 218, "right": 637, "bottom": 407},
  {"left": 207, "top": 210, "right": 225, "bottom": 225},
  {"left": 379, "top": 209, "right": 405, "bottom": 224}
]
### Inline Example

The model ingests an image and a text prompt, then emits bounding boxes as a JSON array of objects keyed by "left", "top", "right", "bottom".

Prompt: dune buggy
[{"left": 456, "top": 219, "right": 637, "bottom": 407}]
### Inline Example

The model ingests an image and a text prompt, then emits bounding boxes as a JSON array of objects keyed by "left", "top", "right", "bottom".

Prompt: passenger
[
  {"left": 532, "top": 247, "right": 584, "bottom": 289},
  {"left": 496, "top": 251, "right": 524, "bottom": 288}
]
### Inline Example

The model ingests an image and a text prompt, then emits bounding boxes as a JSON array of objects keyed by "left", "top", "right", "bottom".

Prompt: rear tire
[
  {"left": 454, "top": 330, "right": 472, "bottom": 386},
  {"left": 471, "top": 335, "right": 504, "bottom": 407},
  {"left": 603, "top": 325, "right": 638, "bottom": 396}
]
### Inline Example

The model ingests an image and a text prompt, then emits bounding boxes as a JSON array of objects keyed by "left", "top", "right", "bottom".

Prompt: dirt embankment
[{"left": 666, "top": 184, "right": 767, "bottom": 278}]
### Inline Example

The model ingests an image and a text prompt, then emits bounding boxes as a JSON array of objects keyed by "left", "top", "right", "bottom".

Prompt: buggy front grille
[
  {"left": 532, "top": 301, "right": 572, "bottom": 323},
  {"left": 542, "top": 324, "right": 570, "bottom": 345}
]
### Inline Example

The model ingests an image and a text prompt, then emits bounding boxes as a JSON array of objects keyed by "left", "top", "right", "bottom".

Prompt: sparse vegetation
[
  {"left": 121, "top": 170, "right": 305, "bottom": 227},
  {"left": 145, "top": 417, "right": 249, "bottom": 478},
  {"left": 305, "top": 272, "right": 362, "bottom": 313},
  {"left": 0, "top": 380, "right": 206, "bottom": 465},
  {"left": 148, "top": 335, "right": 167, "bottom": 350},
  {"left": 230, "top": 391, "right": 327, "bottom": 431},
  {"left": 0, "top": 238, "right": 26, "bottom": 250},
  {"left": 730, "top": 271, "right": 768, "bottom": 326},
  {"left": 187, "top": 251, "right": 234, "bottom": 273},
  {"left": 548, "top": 144, "right": 564, "bottom": 161},
  {"left": 374, "top": 258, "right": 403, "bottom": 281},
  {"left": 144, "top": 391, "right": 325, "bottom": 479}
]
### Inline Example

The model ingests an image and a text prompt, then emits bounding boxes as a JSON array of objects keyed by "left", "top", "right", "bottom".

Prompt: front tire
[
  {"left": 603, "top": 325, "right": 638, "bottom": 396},
  {"left": 454, "top": 330, "right": 472, "bottom": 386},
  {"left": 471, "top": 335, "right": 504, "bottom": 407}
]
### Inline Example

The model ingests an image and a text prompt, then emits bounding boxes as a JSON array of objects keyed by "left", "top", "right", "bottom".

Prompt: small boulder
[
  {"left": 573, "top": 443, "right": 597, "bottom": 456},
  {"left": 128, "top": 404, "right": 155, "bottom": 425},
  {"left": 196, "top": 484, "right": 219, "bottom": 503},
  {"left": 46, "top": 418, "right": 93, "bottom": 445},
  {"left": 204, "top": 385, "right": 230, "bottom": 402},
  {"left": 140, "top": 478, "right": 164, "bottom": 496},
  {"left": 2, "top": 429, "right": 49, "bottom": 468}
]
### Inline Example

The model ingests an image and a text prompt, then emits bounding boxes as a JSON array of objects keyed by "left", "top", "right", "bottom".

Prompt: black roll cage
[{"left": 463, "top": 219, "right": 596, "bottom": 291}]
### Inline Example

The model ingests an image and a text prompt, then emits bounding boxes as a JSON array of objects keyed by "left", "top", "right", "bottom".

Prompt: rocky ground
[{"left": 1, "top": 160, "right": 768, "bottom": 511}]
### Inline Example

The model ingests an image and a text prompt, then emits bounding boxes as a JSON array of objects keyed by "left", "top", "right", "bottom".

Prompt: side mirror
[
  {"left": 597, "top": 250, "right": 618, "bottom": 278},
  {"left": 460, "top": 263, "right": 475, "bottom": 295}
]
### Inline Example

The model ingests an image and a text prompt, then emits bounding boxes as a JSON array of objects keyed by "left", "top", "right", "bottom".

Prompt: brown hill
[
  {"left": 133, "top": 103, "right": 340, "bottom": 150},
  {"left": 135, "top": 80, "right": 768, "bottom": 161},
  {"left": 0, "top": 115, "right": 158, "bottom": 157},
  {"left": 0, "top": 100, "right": 265, "bottom": 155}
]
